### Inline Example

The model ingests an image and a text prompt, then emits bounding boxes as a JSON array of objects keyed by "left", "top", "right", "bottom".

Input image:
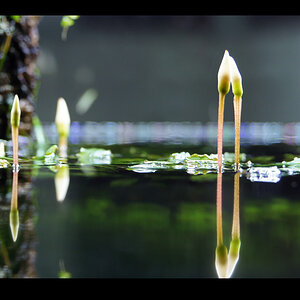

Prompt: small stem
[
  {"left": 58, "top": 136, "right": 68, "bottom": 158},
  {"left": 0, "top": 33, "right": 12, "bottom": 72},
  {"left": 11, "top": 170, "right": 18, "bottom": 211},
  {"left": 0, "top": 242, "right": 11, "bottom": 268},
  {"left": 216, "top": 172, "right": 223, "bottom": 246},
  {"left": 11, "top": 126, "right": 19, "bottom": 168},
  {"left": 233, "top": 96, "right": 242, "bottom": 171},
  {"left": 232, "top": 172, "right": 240, "bottom": 239},
  {"left": 217, "top": 93, "right": 225, "bottom": 172}
]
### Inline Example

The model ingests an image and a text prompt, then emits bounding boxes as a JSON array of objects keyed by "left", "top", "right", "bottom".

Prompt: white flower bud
[
  {"left": 218, "top": 50, "right": 231, "bottom": 95},
  {"left": 230, "top": 56, "right": 243, "bottom": 97},
  {"left": 55, "top": 97, "right": 71, "bottom": 138}
]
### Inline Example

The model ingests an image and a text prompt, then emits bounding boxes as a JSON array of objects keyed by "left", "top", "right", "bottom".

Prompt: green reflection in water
[{"left": 3, "top": 139, "right": 300, "bottom": 277}]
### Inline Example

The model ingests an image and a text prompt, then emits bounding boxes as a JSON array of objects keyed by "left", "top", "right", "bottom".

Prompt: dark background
[{"left": 36, "top": 15, "right": 300, "bottom": 124}]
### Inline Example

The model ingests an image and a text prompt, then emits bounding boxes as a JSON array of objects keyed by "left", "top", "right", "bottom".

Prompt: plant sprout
[
  {"left": 230, "top": 56, "right": 243, "bottom": 171},
  {"left": 55, "top": 97, "right": 70, "bottom": 158},
  {"left": 61, "top": 16, "right": 79, "bottom": 41},
  {"left": 217, "top": 50, "right": 231, "bottom": 172},
  {"left": 217, "top": 50, "right": 243, "bottom": 172},
  {"left": 10, "top": 94, "right": 21, "bottom": 169}
]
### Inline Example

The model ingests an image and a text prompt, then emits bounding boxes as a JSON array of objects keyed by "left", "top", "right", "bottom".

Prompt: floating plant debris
[
  {"left": 128, "top": 160, "right": 173, "bottom": 174},
  {"left": 128, "top": 152, "right": 246, "bottom": 175},
  {"left": 246, "top": 166, "right": 281, "bottom": 183},
  {"left": 44, "top": 144, "right": 58, "bottom": 165},
  {"left": 169, "top": 151, "right": 191, "bottom": 163},
  {"left": 0, "top": 141, "right": 10, "bottom": 168},
  {"left": 0, "top": 159, "right": 10, "bottom": 168},
  {"left": 76, "top": 147, "right": 112, "bottom": 165}
]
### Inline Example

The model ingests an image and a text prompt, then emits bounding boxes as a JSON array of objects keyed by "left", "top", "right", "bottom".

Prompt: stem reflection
[
  {"left": 215, "top": 172, "right": 241, "bottom": 278},
  {"left": 10, "top": 169, "right": 19, "bottom": 242}
]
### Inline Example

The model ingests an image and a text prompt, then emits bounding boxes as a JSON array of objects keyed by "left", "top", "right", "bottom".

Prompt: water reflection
[
  {"left": 215, "top": 172, "right": 241, "bottom": 278},
  {"left": 0, "top": 169, "right": 37, "bottom": 277},
  {"left": 54, "top": 164, "right": 70, "bottom": 202},
  {"left": 10, "top": 169, "right": 19, "bottom": 242}
]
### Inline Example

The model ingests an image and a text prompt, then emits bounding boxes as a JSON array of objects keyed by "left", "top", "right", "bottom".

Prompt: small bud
[
  {"left": 218, "top": 50, "right": 231, "bottom": 95},
  {"left": 55, "top": 97, "right": 70, "bottom": 138},
  {"left": 229, "top": 56, "right": 243, "bottom": 97},
  {"left": 10, "top": 208, "right": 19, "bottom": 242},
  {"left": 10, "top": 95, "right": 21, "bottom": 128}
]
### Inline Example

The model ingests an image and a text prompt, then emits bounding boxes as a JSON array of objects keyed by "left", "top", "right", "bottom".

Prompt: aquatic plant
[
  {"left": 60, "top": 16, "right": 80, "bottom": 41},
  {"left": 230, "top": 56, "right": 243, "bottom": 171},
  {"left": 10, "top": 94, "right": 21, "bottom": 168},
  {"left": 217, "top": 50, "right": 231, "bottom": 172},
  {"left": 55, "top": 97, "right": 70, "bottom": 158},
  {"left": 217, "top": 50, "right": 244, "bottom": 172}
]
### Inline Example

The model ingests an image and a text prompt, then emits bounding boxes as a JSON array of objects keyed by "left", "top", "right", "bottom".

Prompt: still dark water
[{"left": 2, "top": 122, "right": 300, "bottom": 278}]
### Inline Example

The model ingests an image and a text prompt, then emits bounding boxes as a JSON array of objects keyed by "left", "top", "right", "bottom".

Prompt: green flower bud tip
[
  {"left": 10, "top": 208, "right": 19, "bottom": 242},
  {"left": 229, "top": 56, "right": 243, "bottom": 97},
  {"left": 10, "top": 94, "right": 21, "bottom": 128},
  {"left": 229, "top": 237, "right": 241, "bottom": 257},
  {"left": 218, "top": 50, "right": 231, "bottom": 95},
  {"left": 55, "top": 97, "right": 71, "bottom": 138}
]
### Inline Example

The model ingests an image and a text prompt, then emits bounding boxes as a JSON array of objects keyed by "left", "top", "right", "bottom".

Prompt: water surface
[{"left": 1, "top": 122, "right": 300, "bottom": 278}]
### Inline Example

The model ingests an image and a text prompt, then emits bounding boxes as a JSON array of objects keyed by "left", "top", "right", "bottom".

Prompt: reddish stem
[
  {"left": 11, "top": 126, "right": 18, "bottom": 168},
  {"left": 232, "top": 172, "right": 240, "bottom": 239},
  {"left": 216, "top": 172, "right": 223, "bottom": 246},
  {"left": 217, "top": 93, "right": 225, "bottom": 172},
  {"left": 233, "top": 96, "right": 242, "bottom": 171}
]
